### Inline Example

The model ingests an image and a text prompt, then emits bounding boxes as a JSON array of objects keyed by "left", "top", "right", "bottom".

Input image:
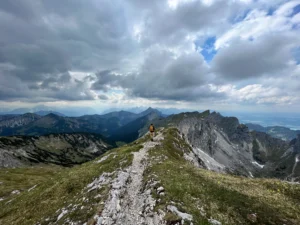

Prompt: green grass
[
  {"left": 0, "top": 143, "right": 143, "bottom": 225},
  {"left": 2, "top": 127, "right": 300, "bottom": 225},
  {"left": 116, "top": 141, "right": 127, "bottom": 147},
  {"left": 34, "top": 138, "right": 72, "bottom": 153},
  {"left": 144, "top": 128, "right": 300, "bottom": 225},
  {"left": 0, "top": 165, "right": 63, "bottom": 199}
]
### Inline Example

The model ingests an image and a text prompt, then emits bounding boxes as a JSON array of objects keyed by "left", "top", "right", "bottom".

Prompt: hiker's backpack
[{"left": 149, "top": 125, "right": 154, "bottom": 132}]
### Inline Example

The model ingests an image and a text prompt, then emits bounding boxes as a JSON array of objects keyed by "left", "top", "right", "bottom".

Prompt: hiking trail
[{"left": 97, "top": 131, "right": 166, "bottom": 225}]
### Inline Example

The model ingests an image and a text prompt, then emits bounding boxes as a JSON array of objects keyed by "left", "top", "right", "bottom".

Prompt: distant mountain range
[
  {"left": 0, "top": 105, "right": 97, "bottom": 117},
  {"left": 0, "top": 108, "right": 163, "bottom": 139},
  {"left": 246, "top": 123, "right": 300, "bottom": 141},
  {"left": 101, "top": 107, "right": 190, "bottom": 115},
  {"left": 1, "top": 105, "right": 191, "bottom": 117},
  {"left": 110, "top": 110, "right": 162, "bottom": 143},
  {"left": 1, "top": 108, "right": 299, "bottom": 181}
]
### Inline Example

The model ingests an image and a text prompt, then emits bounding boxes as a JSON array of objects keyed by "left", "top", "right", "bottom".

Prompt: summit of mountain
[
  {"left": 138, "top": 107, "right": 163, "bottom": 117},
  {"left": 35, "top": 110, "right": 66, "bottom": 117}
]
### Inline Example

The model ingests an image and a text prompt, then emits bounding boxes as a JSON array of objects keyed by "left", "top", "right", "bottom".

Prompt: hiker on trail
[{"left": 149, "top": 124, "right": 155, "bottom": 141}]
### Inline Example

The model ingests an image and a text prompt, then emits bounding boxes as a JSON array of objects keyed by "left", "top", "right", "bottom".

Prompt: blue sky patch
[
  {"left": 267, "top": 7, "right": 276, "bottom": 16},
  {"left": 194, "top": 36, "right": 217, "bottom": 63},
  {"left": 291, "top": 4, "right": 300, "bottom": 17},
  {"left": 292, "top": 47, "right": 300, "bottom": 64}
]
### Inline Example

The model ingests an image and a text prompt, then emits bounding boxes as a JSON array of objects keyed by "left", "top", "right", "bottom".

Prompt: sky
[{"left": 0, "top": 0, "right": 299, "bottom": 114}]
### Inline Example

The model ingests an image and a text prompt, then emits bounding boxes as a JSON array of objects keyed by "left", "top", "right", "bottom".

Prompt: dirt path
[{"left": 97, "top": 132, "right": 165, "bottom": 225}]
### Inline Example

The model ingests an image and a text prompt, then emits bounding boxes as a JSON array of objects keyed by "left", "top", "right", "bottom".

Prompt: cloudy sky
[{"left": 0, "top": 0, "right": 299, "bottom": 113}]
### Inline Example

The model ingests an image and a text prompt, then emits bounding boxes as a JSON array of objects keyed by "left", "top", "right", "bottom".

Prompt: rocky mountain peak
[{"left": 139, "top": 107, "right": 162, "bottom": 117}]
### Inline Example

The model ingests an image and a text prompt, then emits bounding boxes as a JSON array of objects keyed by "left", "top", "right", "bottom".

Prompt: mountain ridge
[
  {"left": 0, "top": 108, "right": 162, "bottom": 137},
  {"left": 0, "top": 128, "right": 299, "bottom": 225},
  {"left": 138, "top": 110, "right": 300, "bottom": 181},
  {"left": 1, "top": 109, "right": 299, "bottom": 181}
]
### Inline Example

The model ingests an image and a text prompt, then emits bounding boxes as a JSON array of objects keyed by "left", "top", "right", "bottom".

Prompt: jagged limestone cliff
[{"left": 148, "top": 111, "right": 300, "bottom": 181}]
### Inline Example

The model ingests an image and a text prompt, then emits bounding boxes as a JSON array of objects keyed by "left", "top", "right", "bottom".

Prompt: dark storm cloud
[
  {"left": 92, "top": 48, "right": 224, "bottom": 101},
  {"left": 0, "top": 70, "right": 95, "bottom": 102},
  {"left": 0, "top": 1, "right": 39, "bottom": 20},
  {"left": 0, "top": 0, "right": 247, "bottom": 103},
  {"left": 134, "top": 0, "right": 246, "bottom": 47},
  {"left": 1, "top": 0, "right": 299, "bottom": 106},
  {"left": 0, "top": 0, "right": 134, "bottom": 101},
  {"left": 98, "top": 94, "right": 109, "bottom": 100},
  {"left": 212, "top": 33, "right": 300, "bottom": 81},
  {"left": 39, "top": 73, "right": 72, "bottom": 90}
]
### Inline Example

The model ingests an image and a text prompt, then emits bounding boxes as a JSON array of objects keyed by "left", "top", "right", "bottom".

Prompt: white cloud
[
  {"left": 214, "top": 83, "right": 299, "bottom": 105},
  {"left": 215, "top": 1, "right": 299, "bottom": 50},
  {"left": 0, "top": 0, "right": 299, "bottom": 112},
  {"left": 212, "top": 32, "right": 299, "bottom": 81},
  {"left": 275, "top": 0, "right": 300, "bottom": 16}
]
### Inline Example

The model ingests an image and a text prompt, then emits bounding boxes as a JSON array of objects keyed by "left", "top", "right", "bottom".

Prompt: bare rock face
[
  {"left": 176, "top": 112, "right": 255, "bottom": 176},
  {"left": 0, "top": 133, "right": 115, "bottom": 168},
  {"left": 0, "top": 113, "right": 41, "bottom": 135},
  {"left": 268, "top": 134, "right": 300, "bottom": 181},
  {"left": 0, "top": 150, "right": 24, "bottom": 168},
  {"left": 175, "top": 111, "right": 300, "bottom": 181}
]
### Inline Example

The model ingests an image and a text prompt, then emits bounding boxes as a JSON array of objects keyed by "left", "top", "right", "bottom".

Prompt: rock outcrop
[
  {"left": 0, "top": 133, "right": 115, "bottom": 168},
  {"left": 172, "top": 111, "right": 299, "bottom": 181}
]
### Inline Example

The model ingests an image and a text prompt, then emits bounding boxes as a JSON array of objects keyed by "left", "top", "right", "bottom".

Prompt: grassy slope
[
  {"left": 0, "top": 137, "right": 146, "bottom": 225},
  {"left": 1, "top": 128, "right": 300, "bottom": 225},
  {"left": 144, "top": 128, "right": 300, "bottom": 225},
  {"left": 0, "top": 165, "right": 63, "bottom": 200}
]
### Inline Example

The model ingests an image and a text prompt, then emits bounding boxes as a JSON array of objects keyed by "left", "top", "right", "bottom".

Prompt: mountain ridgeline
[
  {"left": 171, "top": 111, "right": 300, "bottom": 181},
  {"left": 0, "top": 108, "right": 162, "bottom": 168},
  {"left": 0, "top": 109, "right": 300, "bottom": 224},
  {"left": 0, "top": 108, "right": 162, "bottom": 138},
  {"left": 0, "top": 108, "right": 299, "bottom": 182},
  {"left": 1, "top": 128, "right": 299, "bottom": 225}
]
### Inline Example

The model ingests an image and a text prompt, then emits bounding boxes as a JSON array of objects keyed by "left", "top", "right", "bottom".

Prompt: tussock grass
[
  {"left": 0, "top": 165, "right": 63, "bottom": 199},
  {"left": 145, "top": 128, "right": 300, "bottom": 225},
  {"left": 0, "top": 143, "right": 143, "bottom": 225}
]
